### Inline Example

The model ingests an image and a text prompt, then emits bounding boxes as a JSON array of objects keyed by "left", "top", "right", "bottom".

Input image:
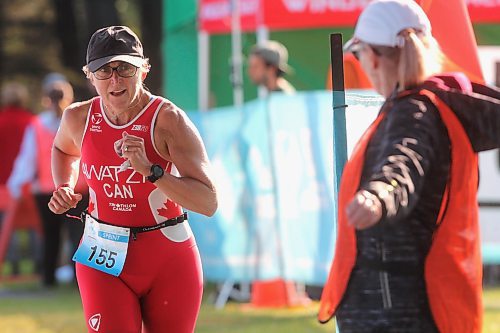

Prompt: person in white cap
[
  {"left": 48, "top": 26, "right": 218, "bottom": 333},
  {"left": 247, "top": 40, "right": 295, "bottom": 94},
  {"left": 318, "top": 1, "right": 500, "bottom": 332}
]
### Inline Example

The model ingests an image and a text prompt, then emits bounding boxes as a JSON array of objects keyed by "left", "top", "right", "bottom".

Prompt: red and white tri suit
[{"left": 78, "top": 96, "right": 203, "bottom": 333}]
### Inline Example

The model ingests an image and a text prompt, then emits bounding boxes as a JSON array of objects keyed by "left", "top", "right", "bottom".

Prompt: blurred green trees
[{"left": 0, "top": 0, "right": 162, "bottom": 111}]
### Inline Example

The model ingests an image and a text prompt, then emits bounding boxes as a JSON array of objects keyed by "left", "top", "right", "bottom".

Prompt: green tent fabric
[
  {"left": 163, "top": 0, "right": 199, "bottom": 109},
  {"left": 475, "top": 24, "right": 500, "bottom": 45}
]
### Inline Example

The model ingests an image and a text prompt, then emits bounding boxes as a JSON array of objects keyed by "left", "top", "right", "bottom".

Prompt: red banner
[
  {"left": 199, "top": 0, "right": 500, "bottom": 34},
  {"left": 467, "top": 0, "right": 500, "bottom": 23},
  {"left": 263, "top": 0, "right": 366, "bottom": 31},
  {"left": 199, "top": 0, "right": 260, "bottom": 33}
]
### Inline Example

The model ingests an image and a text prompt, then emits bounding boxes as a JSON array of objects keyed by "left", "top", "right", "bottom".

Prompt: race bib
[{"left": 73, "top": 214, "right": 130, "bottom": 276}]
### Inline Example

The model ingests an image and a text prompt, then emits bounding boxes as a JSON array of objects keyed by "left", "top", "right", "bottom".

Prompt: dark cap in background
[
  {"left": 250, "top": 40, "right": 291, "bottom": 74},
  {"left": 86, "top": 26, "right": 145, "bottom": 72}
]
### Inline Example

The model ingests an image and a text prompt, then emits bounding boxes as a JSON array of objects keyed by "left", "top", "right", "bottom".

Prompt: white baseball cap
[{"left": 344, "top": 0, "right": 431, "bottom": 51}]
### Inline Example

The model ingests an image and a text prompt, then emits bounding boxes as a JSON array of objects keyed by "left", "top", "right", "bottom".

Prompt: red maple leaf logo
[
  {"left": 157, "top": 200, "right": 179, "bottom": 219},
  {"left": 88, "top": 199, "right": 95, "bottom": 214}
]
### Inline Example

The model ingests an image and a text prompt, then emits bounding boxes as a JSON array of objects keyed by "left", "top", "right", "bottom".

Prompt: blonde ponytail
[
  {"left": 369, "top": 29, "right": 442, "bottom": 91},
  {"left": 397, "top": 29, "right": 442, "bottom": 91}
]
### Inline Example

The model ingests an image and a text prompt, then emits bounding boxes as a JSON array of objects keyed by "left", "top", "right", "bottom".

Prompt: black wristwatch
[{"left": 147, "top": 164, "right": 164, "bottom": 183}]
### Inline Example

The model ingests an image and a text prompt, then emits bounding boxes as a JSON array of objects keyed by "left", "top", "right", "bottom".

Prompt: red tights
[{"left": 76, "top": 232, "right": 203, "bottom": 333}]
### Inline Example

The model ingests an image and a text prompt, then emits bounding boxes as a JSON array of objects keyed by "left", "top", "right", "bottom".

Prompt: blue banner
[{"left": 187, "top": 90, "right": 383, "bottom": 285}]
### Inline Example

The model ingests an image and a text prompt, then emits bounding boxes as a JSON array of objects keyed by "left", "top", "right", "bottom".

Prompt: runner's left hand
[{"left": 120, "top": 131, "right": 152, "bottom": 176}]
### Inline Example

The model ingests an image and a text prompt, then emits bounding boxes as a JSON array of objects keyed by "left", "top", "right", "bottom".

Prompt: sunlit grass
[{"left": 484, "top": 287, "right": 500, "bottom": 333}]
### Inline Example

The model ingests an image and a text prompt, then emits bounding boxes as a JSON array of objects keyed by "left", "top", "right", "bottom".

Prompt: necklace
[{"left": 104, "top": 92, "right": 149, "bottom": 124}]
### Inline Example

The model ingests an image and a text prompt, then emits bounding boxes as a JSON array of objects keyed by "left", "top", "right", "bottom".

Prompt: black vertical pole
[{"left": 330, "top": 33, "right": 348, "bottom": 190}]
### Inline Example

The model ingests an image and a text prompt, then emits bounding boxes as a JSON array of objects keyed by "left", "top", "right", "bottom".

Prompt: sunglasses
[
  {"left": 352, "top": 49, "right": 361, "bottom": 61},
  {"left": 349, "top": 39, "right": 365, "bottom": 61},
  {"left": 350, "top": 41, "right": 381, "bottom": 61},
  {"left": 93, "top": 63, "right": 138, "bottom": 80}
]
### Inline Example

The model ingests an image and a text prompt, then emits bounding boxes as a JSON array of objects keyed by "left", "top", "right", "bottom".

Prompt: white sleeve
[{"left": 7, "top": 125, "right": 37, "bottom": 199}]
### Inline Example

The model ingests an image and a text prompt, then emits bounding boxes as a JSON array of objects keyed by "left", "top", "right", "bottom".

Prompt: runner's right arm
[{"left": 49, "top": 101, "right": 90, "bottom": 214}]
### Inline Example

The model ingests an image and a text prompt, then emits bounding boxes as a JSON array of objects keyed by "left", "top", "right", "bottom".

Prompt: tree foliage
[{"left": 0, "top": 0, "right": 162, "bottom": 112}]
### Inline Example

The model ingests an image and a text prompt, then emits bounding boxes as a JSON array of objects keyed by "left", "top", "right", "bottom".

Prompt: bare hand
[
  {"left": 120, "top": 131, "right": 152, "bottom": 176},
  {"left": 346, "top": 190, "right": 382, "bottom": 230},
  {"left": 48, "top": 186, "right": 83, "bottom": 214}
]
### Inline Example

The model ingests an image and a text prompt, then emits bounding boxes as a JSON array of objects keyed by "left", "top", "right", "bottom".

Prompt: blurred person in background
[
  {"left": 0, "top": 83, "right": 34, "bottom": 187},
  {"left": 247, "top": 40, "right": 295, "bottom": 94},
  {"left": 318, "top": 0, "right": 500, "bottom": 332},
  {"left": 0, "top": 82, "right": 35, "bottom": 276},
  {"left": 48, "top": 26, "right": 217, "bottom": 332},
  {"left": 245, "top": 40, "right": 315, "bottom": 306},
  {"left": 8, "top": 73, "right": 87, "bottom": 287}
]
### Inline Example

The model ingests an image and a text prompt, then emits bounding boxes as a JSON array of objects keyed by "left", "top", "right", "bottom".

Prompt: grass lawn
[{"left": 0, "top": 279, "right": 499, "bottom": 333}]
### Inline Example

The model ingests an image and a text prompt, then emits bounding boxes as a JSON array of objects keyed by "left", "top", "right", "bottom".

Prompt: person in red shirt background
[
  {"left": 0, "top": 82, "right": 34, "bottom": 186},
  {"left": 8, "top": 74, "right": 87, "bottom": 286},
  {"left": 0, "top": 82, "right": 35, "bottom": 276}
]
